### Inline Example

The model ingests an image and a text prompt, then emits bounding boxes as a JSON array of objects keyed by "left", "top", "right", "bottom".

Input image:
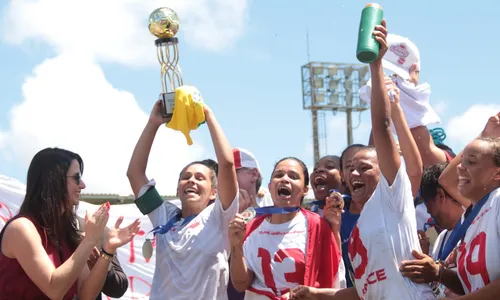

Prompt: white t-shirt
[
  {"left": 416, "top": 203, "right": 433, "bottom": 232},
  {"left": 139, "top": 180, "right": 239, "bottom": 300},
  {"left": 348, "top": 165, "right": 435, "bottom": 300},
  {"left": 243, "top": 213, "right": 307, "bottom": 299},
  {"left": 457, "top": 187, "right": 500, "bottom": 294}
]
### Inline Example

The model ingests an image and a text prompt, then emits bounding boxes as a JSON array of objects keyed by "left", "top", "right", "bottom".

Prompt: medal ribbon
[
  {"left": 147, "top": 213, "right": 197, "bottom": 237},
  {"left": 253, "top": 206, "right": 300, "bottom": 215},
  {"left": 438, "top": 192, "right": 490, "bottom": 261}
]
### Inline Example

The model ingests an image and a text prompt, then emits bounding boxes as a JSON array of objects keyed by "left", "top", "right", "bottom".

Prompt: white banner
[{"left": 0, "top": 175, "right": 166, "bottom": 299}]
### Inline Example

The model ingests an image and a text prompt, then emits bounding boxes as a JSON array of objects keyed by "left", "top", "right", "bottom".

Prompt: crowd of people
[{"left": 0, "top": 18, "right": 499, "bottom": 300}]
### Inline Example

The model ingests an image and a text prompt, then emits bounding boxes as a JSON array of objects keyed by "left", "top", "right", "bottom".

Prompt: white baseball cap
[
  {"left": 382, "top": 34, "right": 420, "bottom": 80},
  {"left": 233, "top": 148, "right": 260, "bottom": 170}
]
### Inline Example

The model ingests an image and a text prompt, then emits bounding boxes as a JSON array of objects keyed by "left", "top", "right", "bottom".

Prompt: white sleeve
[
  {"left": 213, "top": 191, "right": 239, "bottom": 233},
  {"left": 137, "top": 179, "right": 179, "bottom": 228},
  {"left": 137, "top": 179, "right": 156, "bottom": 198},
  {"left": 379, "top": 164, "right": 414, "bottom": 214},
  {"left": 207, "top": 192, "right": 239, "bottom": 262}
]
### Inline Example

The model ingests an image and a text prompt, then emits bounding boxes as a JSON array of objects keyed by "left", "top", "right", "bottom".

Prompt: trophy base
[
  {"left": 155, "top": 37, "right": 178, "bottom": 46},
  {"left": 159, "top": 92, "right": 175, "bottom": 118}
]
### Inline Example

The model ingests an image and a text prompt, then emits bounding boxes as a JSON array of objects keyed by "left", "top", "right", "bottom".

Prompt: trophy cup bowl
[
  {"left": 148, "top": 7, "right": 183, "bottom": 118},
  {"left": 148, "top": 7, "right": 180, "bottom": 39}
]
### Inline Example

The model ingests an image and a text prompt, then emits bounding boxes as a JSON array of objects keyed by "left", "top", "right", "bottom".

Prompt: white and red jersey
[
  {"left": 348, "top": 165, "right": 435, "bottom": 300},
  {"left": 243, "top": 213, "right": 307, "bottom": 299},
  {"left": 457, "top": 187, "right": 500, "bottom": 294},
  {"left": 242, "top": 209, "right": 342, "bottom": 300}
]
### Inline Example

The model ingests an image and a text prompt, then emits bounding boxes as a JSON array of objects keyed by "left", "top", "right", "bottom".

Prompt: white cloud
[
  {"left": 0, "top": 0, "right": 249, "bottom": 195},
  {"left": 0, "top": 53, "right": 205, "bottom": 195},
  {"left": 1, "top": 0, "right": 249, "bottom": 66},
  {"left": 446, "top": 104, "right": 500, "bottom": 148}
]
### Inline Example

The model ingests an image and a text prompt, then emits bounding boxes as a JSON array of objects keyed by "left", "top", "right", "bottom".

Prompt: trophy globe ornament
[
  {"left": 148, "top": 7, "right": 183, "bottom": 118},
  {"left": 148, "top": 7, "right": 180, "bottom": 39}
]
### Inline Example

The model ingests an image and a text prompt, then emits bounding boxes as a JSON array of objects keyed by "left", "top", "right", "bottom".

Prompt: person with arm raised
[
  {"left": 127, "top": 98, "right": 239, "bottom": 300},
  {"left": 291, "top": 19, "right": 434, "bottom": 300}
]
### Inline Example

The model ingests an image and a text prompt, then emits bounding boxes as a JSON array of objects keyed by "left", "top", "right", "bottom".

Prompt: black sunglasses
[{"left": 68, "top": 173, "right": 82, "bottom": 185}]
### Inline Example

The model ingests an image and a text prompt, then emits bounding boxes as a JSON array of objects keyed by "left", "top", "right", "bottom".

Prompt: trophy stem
[
  {"left": 155, "top": 37, "right": 183, "bottom": 117},
  {"left": 156, "top": 47, "right": 166, "bottom": 94},
  {"left": 173, "top": 43, "right": 183, "bottom": 86}
]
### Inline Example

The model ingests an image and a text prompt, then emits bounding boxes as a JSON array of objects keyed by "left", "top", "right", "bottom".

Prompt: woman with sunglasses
[
  {"left": 0, "top": 148, "right": 141, "bottom": 299},
  {"left": 127, "top": 99, "right": 239, "bottom": 299}
]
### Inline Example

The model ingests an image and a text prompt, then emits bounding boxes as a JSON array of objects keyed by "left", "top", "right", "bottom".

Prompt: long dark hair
[{"left": 18, "top": 148, "right": 83, "bottom": 251}]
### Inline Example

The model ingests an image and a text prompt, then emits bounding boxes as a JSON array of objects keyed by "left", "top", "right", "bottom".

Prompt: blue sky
[{"left": 1, "top": 0, "right": 499, "bottom": 196}]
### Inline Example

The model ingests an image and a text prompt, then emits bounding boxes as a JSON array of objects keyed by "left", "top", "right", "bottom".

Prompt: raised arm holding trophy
[{"left": 148, "top": 7, "right": 206, "bottom": 145}]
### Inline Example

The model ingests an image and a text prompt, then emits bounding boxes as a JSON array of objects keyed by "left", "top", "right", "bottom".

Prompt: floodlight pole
[
  {"left": 301, "top": 62, "right": 369, "bottom": 163},
  {"left": 346, "top": 108, "right": 353, "bottom": 146},
  {"left": 312, "top": 109, "right": 320, "bottom": 164}
]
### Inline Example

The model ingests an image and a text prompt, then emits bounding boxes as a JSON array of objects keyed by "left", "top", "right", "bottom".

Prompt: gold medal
[{"left": 142, "top": 238, "right": 153, "bottom": 260}]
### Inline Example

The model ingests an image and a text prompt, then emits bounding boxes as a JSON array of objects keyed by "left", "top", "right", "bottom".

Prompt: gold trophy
[{"left": 148, "top": 7, "right": 183, "bottom": 118}]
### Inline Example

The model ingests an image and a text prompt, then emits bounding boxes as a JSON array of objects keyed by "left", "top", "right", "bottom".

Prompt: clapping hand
[{"left": 102, "top": 216, "right": 141, "bottom": 254}]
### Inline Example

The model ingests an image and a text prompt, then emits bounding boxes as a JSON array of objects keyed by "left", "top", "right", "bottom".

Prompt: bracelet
[
  {"left": 101, "top": 248, "right": 114, "bottom": 258},
  {"left": 99, "top": 252, "right": 113, "bottom": 262},
  {"left": 431, "top": 261, "right": 444, "bottom": 294},
  {"left": 435, "top": 260, "right": 444, "bottom": 283}
]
